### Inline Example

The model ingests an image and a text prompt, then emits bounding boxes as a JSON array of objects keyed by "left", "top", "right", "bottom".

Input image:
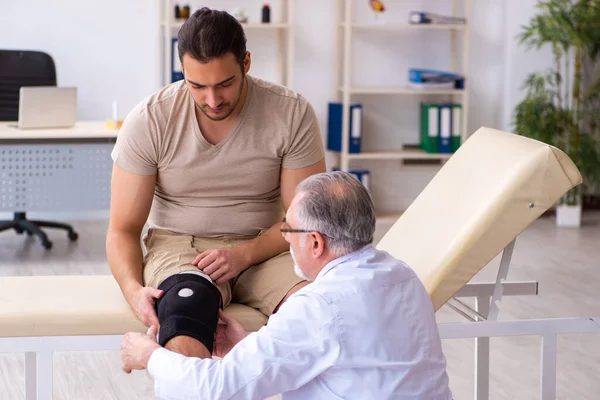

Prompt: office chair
[{"left": 0, "top": 49, "right": 79, "bottom": 250}]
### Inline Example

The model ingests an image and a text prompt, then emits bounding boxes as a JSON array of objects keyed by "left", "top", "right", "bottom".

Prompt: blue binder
[
  {"left": 171, "top": 38, "right": 184, "bottom": 83},
  {"left": 327, "top": 102, "right": 362, "bottom": 154},
  {"left": 332, "top": 168, "right": 370, "bottom": 189}
]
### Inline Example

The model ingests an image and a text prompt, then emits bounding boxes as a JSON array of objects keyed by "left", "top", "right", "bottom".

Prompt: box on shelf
[
  {"left": 408, "top": 11, "right": 467, "bottom": 25},
  {"left": 409, "top": 68, "right": 465, "bottom": 90}
]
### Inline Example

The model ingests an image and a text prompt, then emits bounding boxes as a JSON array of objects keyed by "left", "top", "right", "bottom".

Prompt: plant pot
[{"left": 556, "top": 204, "right": 582, "bottom": 227}]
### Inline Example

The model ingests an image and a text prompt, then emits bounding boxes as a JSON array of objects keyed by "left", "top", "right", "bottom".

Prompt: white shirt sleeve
[{"left": 147, "top": 291, "right": 340, "bottom": 400}]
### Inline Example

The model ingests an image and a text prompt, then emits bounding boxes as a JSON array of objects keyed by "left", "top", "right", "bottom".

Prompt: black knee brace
[{"left": 155, "top": 273, "right": 222, "bottom": 353}]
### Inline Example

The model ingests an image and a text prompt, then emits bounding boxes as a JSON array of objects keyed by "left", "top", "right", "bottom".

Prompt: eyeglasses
[
  {"left": 280, "top": 217, "right": 314, "bottom": 238},
  {"left": 280, "top": 217, "right": 365, "bottom": 244}
]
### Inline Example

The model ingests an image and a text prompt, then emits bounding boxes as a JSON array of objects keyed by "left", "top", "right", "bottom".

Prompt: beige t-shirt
[{"left": 111, "top": 75, "right": 324, "bottom": 237}]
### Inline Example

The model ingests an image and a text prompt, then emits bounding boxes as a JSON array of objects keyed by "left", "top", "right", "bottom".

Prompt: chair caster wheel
[
  {"left": 42, "top": 240, "right": 53, "bottom": 250},
  {"left": 68, "top": 232, "right": 78, "bottom": 241},
  {"left": 16, "top": 228, "right": 24, "bottom": 234}
]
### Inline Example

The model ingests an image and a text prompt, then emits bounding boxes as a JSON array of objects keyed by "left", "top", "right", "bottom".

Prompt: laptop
[{"left": 16, "top": 86, "right": 77, "bottom": 129}]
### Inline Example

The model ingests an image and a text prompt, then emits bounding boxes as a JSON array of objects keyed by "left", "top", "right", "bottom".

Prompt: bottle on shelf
[
  {"left": 181, "top": 4, "right": 190, "bottom": 19},
  {"left": 261, "top": 3, "right": 271, "bottom": 23}
]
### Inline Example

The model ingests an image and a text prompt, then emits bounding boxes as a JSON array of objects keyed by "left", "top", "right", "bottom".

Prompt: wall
[
  {"left": 501, "top": 0, "right": 554, "bottom": 132},
  {"left": 0, "top": 0, "right": 161, "bottom": 121},
  {"left": 1, "top": 0, "right": 540, "bottom": 220}
]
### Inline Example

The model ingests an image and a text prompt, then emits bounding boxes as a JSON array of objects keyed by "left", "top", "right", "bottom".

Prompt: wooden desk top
[{"left": 0, "top": 121, "right": 119, "bottom": 140}]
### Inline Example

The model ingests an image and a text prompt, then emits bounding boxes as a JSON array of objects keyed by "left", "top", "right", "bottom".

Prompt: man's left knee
[{"left": 155, "top": 273, "right": 222, "bottom": 353}]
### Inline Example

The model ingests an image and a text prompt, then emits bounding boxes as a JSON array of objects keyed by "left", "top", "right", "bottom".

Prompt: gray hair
[{"left": 293, "top": 171, "right": 376, "bottom": 256}]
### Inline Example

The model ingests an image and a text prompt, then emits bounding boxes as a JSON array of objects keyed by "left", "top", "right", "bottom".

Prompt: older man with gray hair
[{"left": 120, "top": 171, "right": 453, "bottom": 400}]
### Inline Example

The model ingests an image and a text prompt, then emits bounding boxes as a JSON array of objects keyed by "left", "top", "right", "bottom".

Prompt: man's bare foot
[
  {"left": 274, "top": 281, "right": 310, "bottom": 313},
  {"left": 165, "top": 335, "right": 211, "bottom": 359}
]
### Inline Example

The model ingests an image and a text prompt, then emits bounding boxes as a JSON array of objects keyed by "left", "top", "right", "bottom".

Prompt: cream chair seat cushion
[{"left": 0, "top": 275, "right": 267, "bottom": 337}]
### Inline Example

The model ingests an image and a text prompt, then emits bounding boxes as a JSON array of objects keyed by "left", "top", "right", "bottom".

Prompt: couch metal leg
[
  {"left": 37, "top": 351, "right": 53, "bottom": 400},
  {"left": 25, "top": 352, "right": 37, "bottom": 400},
  {"left": 23, "top": 351, "right": 53, "bottom": 400},
  {"left": 475, "top": 296, "right": 490, "bottom": 400},
  {"left": 540, "top": 335, "right": 557, "bottom": 400}
]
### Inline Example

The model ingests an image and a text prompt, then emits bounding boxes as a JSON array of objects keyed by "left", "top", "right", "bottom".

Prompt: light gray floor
[{"left": 0, "top": 212, "right": 599, "bottom": 399}]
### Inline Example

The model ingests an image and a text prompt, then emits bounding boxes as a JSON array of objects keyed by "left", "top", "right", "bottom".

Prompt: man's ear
[
  {"left": 243, "top": 51, "right": 251, "bottom": 74},
  {"left": 310, "top": 232, "right": 325, "bottom": 258}
]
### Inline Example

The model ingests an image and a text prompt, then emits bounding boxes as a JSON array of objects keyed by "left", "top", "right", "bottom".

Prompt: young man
[
  {"left": 107, "top": 7, "right": 325, "bottom": 360},
  {"left": 120, "top": 171, "right": 453, "bottom": 400}
]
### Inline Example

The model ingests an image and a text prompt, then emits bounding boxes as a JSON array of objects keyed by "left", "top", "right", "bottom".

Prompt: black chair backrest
[{"left": 0, "top": 50, "right": 57, "bottom": 121}]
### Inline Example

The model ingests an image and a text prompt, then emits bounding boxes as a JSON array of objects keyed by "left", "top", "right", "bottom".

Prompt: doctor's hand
[
  {"left": 213, "top": 310, "right": 249, "bottom": 358},
  {"left": 192, "top": 247, "right": 249, "bottom": 285},
  {"left": 121, "top": 326, "right": 161, "bottom": 373}
]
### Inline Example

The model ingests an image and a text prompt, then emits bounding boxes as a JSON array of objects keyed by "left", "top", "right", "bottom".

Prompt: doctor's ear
[{"left": 310, "top": 233, "right": 325, "bottom": 257}]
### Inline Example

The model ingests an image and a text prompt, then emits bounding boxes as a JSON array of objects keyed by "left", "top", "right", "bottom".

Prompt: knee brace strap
[{"left": 155, "top": 273, "right": 222, "bottom": 353}]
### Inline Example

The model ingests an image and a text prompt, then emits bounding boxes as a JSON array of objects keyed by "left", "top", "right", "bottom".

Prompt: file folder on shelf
[
  {"left": 439, "top": 104, "right": 452, "bottom": 153},
  {"left": 420, "top": 102, "right": 463, "bottom": 154},
  {"left": 172, "top": 38, "right": 184, "bottom": 83},
  {"left": 420, "top": 103, "right": 439, "bottom": 153},
  {"left": 327, "top": 102, "right": 362, "bottom": 154},
  {"left": 452, "top": 104, "right": 463, "bottom": 152},
  {"left": 333, "top": 168, "right": 370, "bottom": 190}
]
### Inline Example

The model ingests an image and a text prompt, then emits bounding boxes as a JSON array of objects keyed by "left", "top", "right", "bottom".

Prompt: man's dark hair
[{"left": 178, "top": 7, "right": 247, "bottom": 69}]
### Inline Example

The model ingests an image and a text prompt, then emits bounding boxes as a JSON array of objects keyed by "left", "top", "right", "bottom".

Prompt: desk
[{"left": 0, "top": 122, "right": 118, "bottom": 213}]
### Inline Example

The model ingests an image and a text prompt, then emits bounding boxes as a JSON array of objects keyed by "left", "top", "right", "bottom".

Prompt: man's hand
[
  {"left": 121, "top": 326, "right": 161, "bottom": 373},
  {"left": 192, "top": 247, "right": 249, "bottom": 285},
  {"left": 126, "top": 285, "right": 164, "bottom": 328},
  {"left": 213, "top": 310, "right": 249, "bottom": 358}
]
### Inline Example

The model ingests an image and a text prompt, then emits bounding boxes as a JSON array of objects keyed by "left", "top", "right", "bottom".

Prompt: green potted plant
[{"left": 513, "top": 0, "right": 600, "bottom": 227}]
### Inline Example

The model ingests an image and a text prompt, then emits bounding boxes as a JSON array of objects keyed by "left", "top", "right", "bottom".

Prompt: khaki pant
[{"left": 142, "top": 228, "right": 303, "bottom": 316}]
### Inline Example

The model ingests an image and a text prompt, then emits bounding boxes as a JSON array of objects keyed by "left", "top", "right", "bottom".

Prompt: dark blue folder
[{"left": 327, "top": 102, "right": 362, "bottom": 154}]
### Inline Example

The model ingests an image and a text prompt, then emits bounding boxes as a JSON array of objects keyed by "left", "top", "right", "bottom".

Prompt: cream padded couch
[
  {"left": 0, "top": 275, "right": 268, "bottom": 338},
  {"left": 0, "top": 126, "right": 596, "bottom": 400}
]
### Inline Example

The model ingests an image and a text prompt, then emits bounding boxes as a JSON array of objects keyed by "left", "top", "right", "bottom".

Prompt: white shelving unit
[
  {"left": 340, "top": 22, "right": 467, "bottom": 31},
  {"left": 332, "top": 0, "right": 471, "bottom": 218},
  {"left": 158, "top": 0, "right": 295, "bottom": 89},
  {"left": 341, "top": 87, "right": 465, "bottom": 96}
]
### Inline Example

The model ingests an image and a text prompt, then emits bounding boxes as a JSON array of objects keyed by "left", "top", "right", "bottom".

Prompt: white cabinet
[{"left": 331, "top": 0, "right": 472, "bottom": 219}]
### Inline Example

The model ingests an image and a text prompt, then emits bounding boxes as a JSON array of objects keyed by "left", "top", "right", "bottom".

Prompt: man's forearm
[
  {"left": 237, "top": 222, "right": 288, "bottom": 268},
  {"left": 106, "top": 229, "right": 145, "bottom": 297}
]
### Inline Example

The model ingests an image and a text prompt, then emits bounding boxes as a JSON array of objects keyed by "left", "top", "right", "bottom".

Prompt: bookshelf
[
  {"left": 347, "top": 150, "right": 453, "bottom": 161},
  {"left": 158, "top": 0, "right": 296, "bottom": 89},
  {"left": 331, "top": 0, "right": 471, "bottom": 219}
]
